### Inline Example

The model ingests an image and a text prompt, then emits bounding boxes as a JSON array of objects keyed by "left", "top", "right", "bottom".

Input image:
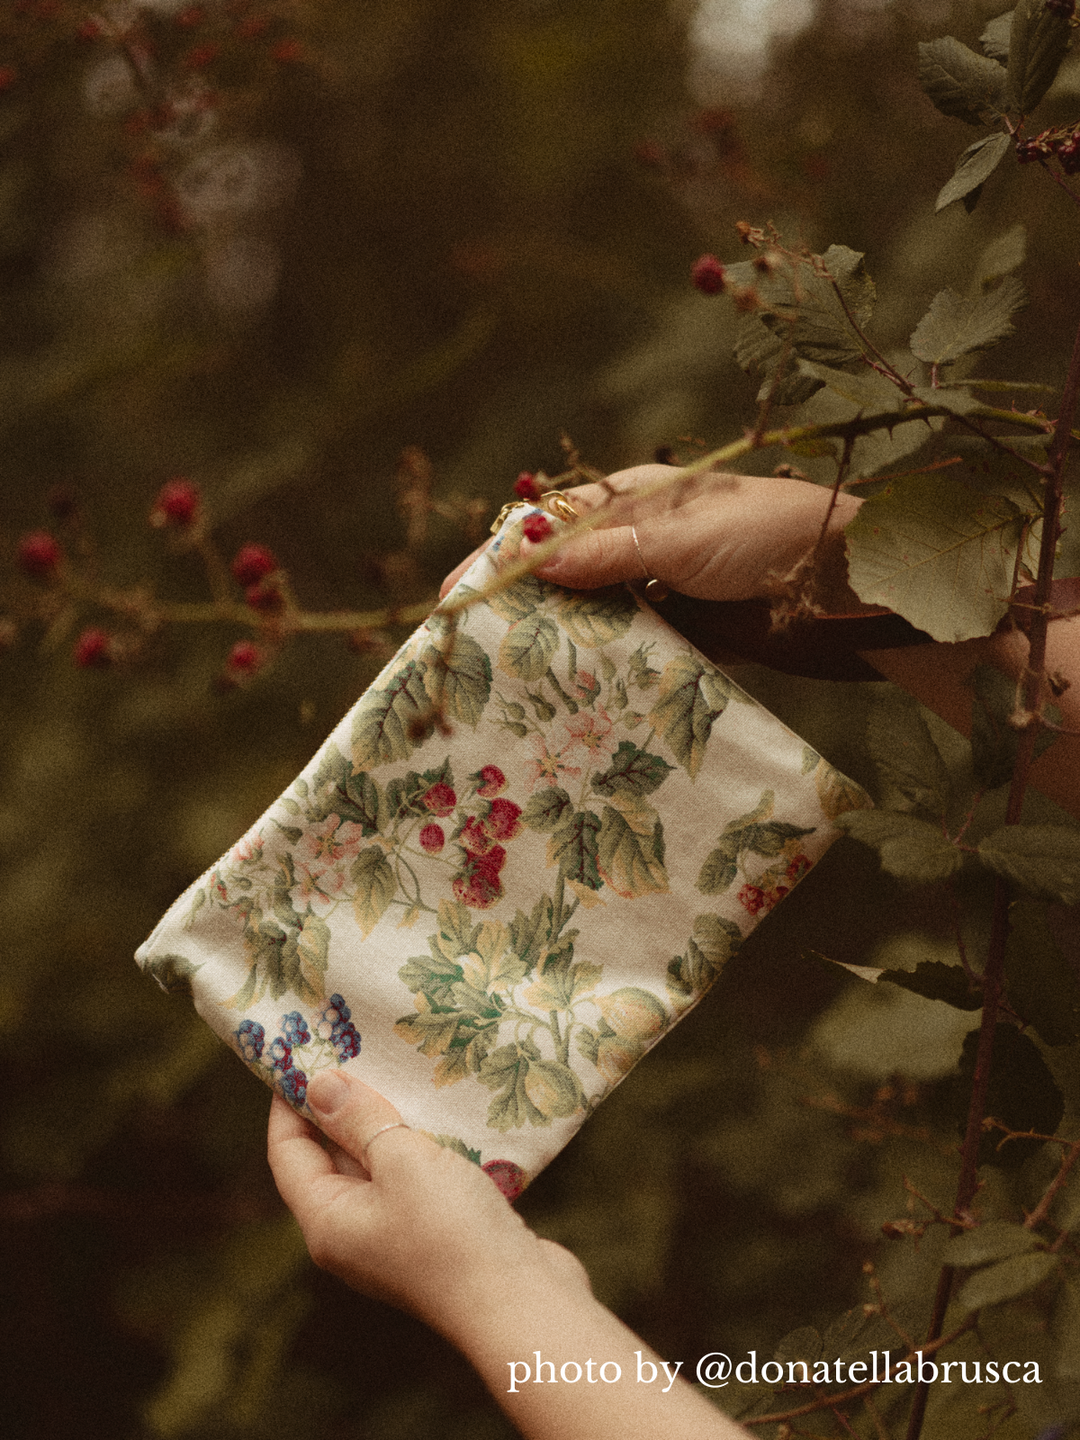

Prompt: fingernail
[
  {"left": 308, "top": 1069, "right": 349, "bottom": 1116},
  {"left": 521, "top": 537, "right": 561, "bottom": 573}
]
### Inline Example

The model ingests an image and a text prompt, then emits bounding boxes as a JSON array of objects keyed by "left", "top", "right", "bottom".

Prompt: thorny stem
[
  {"left": 742, "top": 1320, "right": 975, "bottom": 1427},
  {"left": 904, "top": 305, "right": 1080, "bottom": 1440},
  {"left": 1024, "top": 1135, "right": 1080, "bottom": 1232},
  {"left": 827, "top": 275, "right": 913, "bottom": 395}
]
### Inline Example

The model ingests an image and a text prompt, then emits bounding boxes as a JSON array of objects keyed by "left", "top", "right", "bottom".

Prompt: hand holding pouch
[{"left": 136, "top": 505, "right": 871, "bottom": 1195}]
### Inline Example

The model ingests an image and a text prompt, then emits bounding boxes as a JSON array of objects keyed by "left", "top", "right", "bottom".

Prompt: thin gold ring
[
  {"left": 630, "top": 524, "right": 669, "bottom": 603},
  {"left": 361, "top": 1121, "right": 410, "bottom": 1165},
  {"left": 542, "top": 492, "right": 580, "bottom": 522}
]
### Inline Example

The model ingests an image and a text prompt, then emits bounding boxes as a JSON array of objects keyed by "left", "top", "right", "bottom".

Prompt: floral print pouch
[{"left": 136, "top": 504, "right": 872, "bottom": 1197}]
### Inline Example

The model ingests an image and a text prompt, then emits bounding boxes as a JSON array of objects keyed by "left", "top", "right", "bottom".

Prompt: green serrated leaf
[
  {"left": 422, "top": 630, "right": 492, "bottom": 726},
  {"left": 934, "top": 132, "right": 1012, "bottom": 214},
  {"left": 845, "top": 474, "right": 1026, "bottom": 642},
  {"left": 959, "top": 1251, "right": 1057, "bottom": 1311},
  {"left": 1008, "top": 0, "right": 1073, "bottom": 112},
  {"left": 140, "top": 951, "right": 202, "bottom": 998},
  {"left": 734, "top": 312, "right": 825, "bottom": 406},
  {"left": 834, "top": 810, "right": 965, "bottom": 884},
  {"left": 756, "top": 245, "right": 877, "bottom": 369},
  {"left": 591, "top": 741, "right": 674, "bottom": 799},
  {"left": 918, "top": 36, "right": 1011, "bottom": 124},
  {"left": 498, "top": 614, "right": 560, "bottom": 681},
  {"left": 522, "top": 786, "right": 573, "bottom": 832},
  {"left": 879, "top": 960, "right": 982, "bottom": 1010},
  {"left": 351, "top": 846, "right": 396, "bottom": 937},
  {"left": 951, "top": 1022, "right": 1064, "bottom": 1169},
  {"left": 351, "top": 660, "right": 431, "bottom": 769},
  {"left": 866, "top": 694, "right": 951, "bottom": 815},
  {"left": 649, "top": 653, "right": 732, "bottom": 779},
  {"left": 795, "top": 359, "right": 899, "bottom": 409},
  {"left": 911, "top": 275, "right": 1026, "bottom": 362},
  {"left": 555, "top": 587, "right": 637, "bottom": 648},
  {"left": 981, "top": 11, "right": 1014, "bottom": 62},
  {"left": 977, "top": 825, "right": 1080, "bottom": 904},
  {"left": 945, "top": 1220, "right": 1040, "bottom": 1267},
  {"left": 595, "top": 803, "right": 669, "bottom": 898},
  {"left": 977, "top": 224, "right": 1026, "bottom": 289},
  {"left": 1005, "top": 900, "right": 1080, "bottom": 1046},
  {"left": 548, "top": 809, "right": 602, "bottom": 890}
]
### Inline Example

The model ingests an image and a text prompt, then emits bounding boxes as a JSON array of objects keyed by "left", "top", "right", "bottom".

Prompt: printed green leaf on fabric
[
  {"left": 1005, "top": 900, "right": 1080, "bottom": 1047},
  {"left": 482, "top": 572, "right": 546, "bottom": 624},
  {"left": 548, "top": 809, "right": 603, "bottom": 890},
  {"left": 591, "top": 741, "right": 674, "bottom": 799},
  {"left": 351, "top": 846, "right": 397, "bottom": 937},
  {"left": 977, "top": 825, "right": 1080, "bottom": 904},
  {"left": 649, "top": 653, "right": 732, "bottom": 779},
  {"left": 478, "top": 1044, "right": 540, "bottom": 1131},
  {"left": 1007, "top": 0, "right": 1073, "bottom": 112},
  {"left": 933, "top": 133, "right": 1012, "bottom": 214},
  {"left": 596, "top": 802, "right": 669, "bottom": 899},
  {"left": 951, "top": 1023, "right": 1065, "bottom": 1169},
  {"left": 351, "top": 660, "right": 431, "bottom": 769},
  {"left": 917, "top": 36, "right": 1010, "bottom": 124},
  {"left": 555, "top": 587, "right": 638, "bottom": 648},
  {"left": 879, "top": 960, "right": 981, "bottom": 1010},
  {"left": 945, "top": 1220, "right": 1040, "bottom": 1268},
  {"left": 295, "top": 913, "right": 330, "bottom": 999},
  {"left": 421, "top": 629, "right": 492, "bottom": 726},
  {"left": 844, "top": 474, "right": 1027, "bottom": 642},
  {"left": 522, "top": 786, "right": 573, "bottom": 833},
  {"left": 834, "top": 810, "right": 964, "bottom": 884},
  {"left": 958, "top": 1251, "right": 1057, "bottom": 1312},
  {"left": 140, "top": 952, "right": 202, "bottom": 998},
  {"left": 668, "top": 914, "right": 743, "bottom": 1001},
  {"left": 910, "top": 275, "right": 1026, "bottom": 360},
  {"left": 498, "top": 614, "right": 560, "bottom": 681}
]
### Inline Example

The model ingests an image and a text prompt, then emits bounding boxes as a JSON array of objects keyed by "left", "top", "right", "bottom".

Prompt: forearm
[
  {"left": 437, "top": 1263, "right": 744, "bottom": 1440},
  {"left": 861, "top": 614, "right": 1080, "bottom": 821}
]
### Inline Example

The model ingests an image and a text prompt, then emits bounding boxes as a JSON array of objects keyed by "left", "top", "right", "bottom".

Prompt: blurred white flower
[
  {"left": 82, "top": 53, "right": 140, "bottom": 115},
  {"left": 204, "top": 235, "right": 282, "bottom": 313},
  {"left": 157, "top": 83, "right": 218, "bottom": 149},
  {"left": 175, "top": 143, "right": 301, "bottom": 225}
]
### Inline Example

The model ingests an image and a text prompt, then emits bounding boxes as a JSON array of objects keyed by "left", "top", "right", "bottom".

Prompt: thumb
[
  {"left": 307, "top": 1070, "right": 412, "bottom": 1173},
  {"left": 524, "top": 524, "right": 646, "bottom": 590}
]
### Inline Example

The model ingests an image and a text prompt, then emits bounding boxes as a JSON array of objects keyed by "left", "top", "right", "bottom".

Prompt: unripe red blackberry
[
  {"left": 522, "top": 513, "right": 553, "bottom": 543},
  {"left": 17, "top": 530, "right": 62, "bottom": 578},
  {"left": 150, "top": 479, "right": 200, "bottom": 528},
  {"left": 231, "top": 543, "right": 279, "bottom": 587},
  {"left": 691, "top": 254, "right": 727, "bottom": 295},
  {"left": 513, "top": 472, "right": 543, "bottom": 502},
  {"left": 73, "top": 628, "right": 110, "bottom": 668},
  {"left": 1058, "top": 135, "right": 1080, "bottom": 175},
  {"left": 419, "top": 823, "right": 445, "bottom": 853},
  {"left": 481, "top": 1159, "right": 526, "bottom": 1201},
  {"left": 226, "top": 640, "right": 262, "bottom": 676}
]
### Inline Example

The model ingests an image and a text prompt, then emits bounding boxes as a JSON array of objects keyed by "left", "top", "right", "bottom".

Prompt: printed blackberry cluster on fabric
[{"left": 137, "top": 506, "right": 871, "bottom": 1193}]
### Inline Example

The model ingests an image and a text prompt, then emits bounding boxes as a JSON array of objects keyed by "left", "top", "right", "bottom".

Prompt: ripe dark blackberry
[
  {"left": 280, "top": 1067, "right": 308, "bottom": 1106},
  {"left": 236, "top": 1018, "right": 265, "bottom": 1062},
  {"left": 331, "top": 1020, "right": 361, "bottom": 1060},
  {"left": 1057, "top": 135, "right": 1080, "bottom": 174}
]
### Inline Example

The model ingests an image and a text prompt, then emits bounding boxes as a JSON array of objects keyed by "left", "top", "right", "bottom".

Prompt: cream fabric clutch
[{"left": 136, "top": 505, "right": 871, "bottom": 1197}]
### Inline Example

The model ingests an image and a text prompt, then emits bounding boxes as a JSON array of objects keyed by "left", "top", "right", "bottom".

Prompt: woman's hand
[
  {"left": 441, "top": 464, "right": 862, "bottom": 605},
  {"left": 267, "top": 1069, "right": 589, "bottom": 1336}
]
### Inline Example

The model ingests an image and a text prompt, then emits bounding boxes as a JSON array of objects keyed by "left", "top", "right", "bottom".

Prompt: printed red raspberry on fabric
[
  {"left": 231, "top": 543, "right": 278, "bottom": 586},
  {"left": 423, "top": 782, "right": 456, "bottom": 816},
  {"left": 691, "top": 254, "right": 727, "bottom": 294},
  {"left": 482, "top": 1159, "right": 526, "bottom": 1201},
  {"left": 522, "top": 512, "right": 552, "bottom": 543},
  {"left": 484, "top": 798, "right": 523, "bottom": 841},
  {"left": 151, "top": 479, "right": 200, "bottom": 528},
  {"left": 17, "top": 531, "right": 62, "bottom": 578},
  {"left": 419, "top": 823, "right": 445, "bottom": 853},
  {"left": 474, "top": 765, "right": 506, "bottom": 797},
  {"left": 73, "top": 628, "right": 110, "bottom": 668}
]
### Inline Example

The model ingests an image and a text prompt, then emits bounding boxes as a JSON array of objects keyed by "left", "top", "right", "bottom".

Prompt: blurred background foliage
[{"left": 1, "top": 1, "right": 1079, "bottom": 1436}]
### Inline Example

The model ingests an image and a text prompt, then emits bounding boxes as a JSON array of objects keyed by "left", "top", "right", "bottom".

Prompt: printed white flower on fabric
[
  {"left": 525, "top": 734, "right": 582, "bottom": 789},
  {"left": 297, "top": 815, "right": 365, "bottom": 871},
  {"left": 560, "top": 707, "right": 617, "bottom": 762}
]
